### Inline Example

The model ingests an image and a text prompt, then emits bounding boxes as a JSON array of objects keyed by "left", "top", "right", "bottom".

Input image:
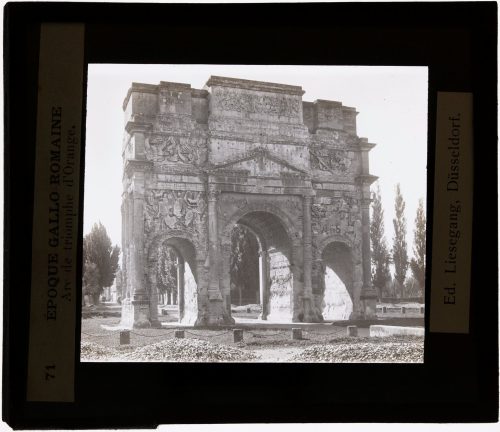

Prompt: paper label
[
  {"left": 27, "top": 23, "right": 84, "bottom": 401},
  {"left": 430, "top": 92, "right": 473, "bottom": 334}
]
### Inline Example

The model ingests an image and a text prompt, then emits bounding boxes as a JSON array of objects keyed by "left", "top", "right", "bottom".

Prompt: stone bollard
[
  {"left": 382, "top": 306, "right": 387, "bottom": 313},
  {"left": 347, "top": 325, "right": 358, "bottom": 337},
  {"left": 401, "top": 306, "right": 406, "bottom": 314},
  {"left": 420, "top": 306, "right": 425, "bottom": 314},
  {"left": 233, "top": 328, "right": 244, "bottom": 343},
  {"left": 174, "top": 330, "right": 185, "bottom": 339},
  {"left": 120, "top": 330, "right": 130, "bottom": 345},
  {"left": 291, "top": 328, "right": 302, "bottom": 340}
]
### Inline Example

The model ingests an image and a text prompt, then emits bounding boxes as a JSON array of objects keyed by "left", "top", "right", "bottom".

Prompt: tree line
[
  {"left": 370, "top": 183, "right": 426, "bottom": 299},
  {"left": 82, "top": 184, "right": 426, "bottom": 306}
]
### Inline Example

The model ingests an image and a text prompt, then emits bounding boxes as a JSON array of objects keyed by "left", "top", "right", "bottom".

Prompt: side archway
[
  {"left": 147, "top": 232, "right": 200, "bottom": 325},
  {"left": 316, "top": 237, "right": 359, "bottom": 321}
]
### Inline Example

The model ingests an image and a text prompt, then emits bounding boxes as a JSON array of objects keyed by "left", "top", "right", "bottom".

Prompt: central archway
[{"left": 222, "top": 208, "right": 298, "bottom": 323}]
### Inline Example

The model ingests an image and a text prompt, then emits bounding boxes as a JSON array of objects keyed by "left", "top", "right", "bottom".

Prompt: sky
[{"left": 84, "top": 64, "right": 428, "bottom": 259}]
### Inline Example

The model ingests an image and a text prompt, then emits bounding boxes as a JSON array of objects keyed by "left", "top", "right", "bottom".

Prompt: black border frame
[{"left": 3, "top": 1, "right": 498, "bottom": 428}]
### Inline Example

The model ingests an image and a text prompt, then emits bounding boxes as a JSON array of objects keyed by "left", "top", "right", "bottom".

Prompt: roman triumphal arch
[{"left": 120, "top": 76, "right": 378, "bottom": 327}]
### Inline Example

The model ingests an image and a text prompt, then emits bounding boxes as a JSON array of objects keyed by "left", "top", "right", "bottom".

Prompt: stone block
[
  {"left": 291, "top": 328, "right": 302, "bottom": 340},
  {"left": 233, "top": 328, "right": 244, "bottom": 342},
  {"left": 120, "top": 330, "right": 130, "bottom": 345},
  {"left": 347, "top": 325, "right": 358, "bottom": 337},
  {"left": 175, "top": 330, "right": 185, "bottom": 339}
]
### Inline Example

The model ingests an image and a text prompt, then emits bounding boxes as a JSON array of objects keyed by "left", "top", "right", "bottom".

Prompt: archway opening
[
  {"left": 228, "top": 211, "right": 294, "bottom": 322},
  {"left": 149, "top": 237, "right": 198, "bottom": 325},
  {"left": 321, "top": 242, "right": 354, "bottom": 321},
  {"left": 156, "top": 245, "right": 178, "bottom": 307},
  {"left": 230, "top": 225, "right": 260, "bottom": 307}
]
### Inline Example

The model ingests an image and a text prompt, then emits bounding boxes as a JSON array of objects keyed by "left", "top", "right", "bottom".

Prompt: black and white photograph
[
  {"left": 4, "top": 1, "right": 498, "bottom": 427},
  {"left": 80, "top": 64, "right": 428, "bottom": 363}
]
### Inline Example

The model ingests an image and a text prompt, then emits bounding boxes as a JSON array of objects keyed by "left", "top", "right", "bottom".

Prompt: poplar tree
[
  {"left": 410, "top": 198, "right": 426, "bottom": 290},
  {"left": 392, "top": 184, "right": 409, "bottom": 294},
  {"left": 370, "top": 184, "right": 391, "bottom": 300}
]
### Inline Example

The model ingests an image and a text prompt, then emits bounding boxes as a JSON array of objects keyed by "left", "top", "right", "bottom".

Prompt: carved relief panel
[
  {"left": 145, "top": 131, "right": 207, "bottom": 166},
  {"left": 144, "top": 189, "right": 208, "bottom": 247},
  {"left": 213, "top": 87, "right": 301, "bottom": 118},
  {"left": 310, "top": 148, "right": 355, "bottom": 174},
  {"left": 311, "top": 195, "right": 362, "bottom": 255}
]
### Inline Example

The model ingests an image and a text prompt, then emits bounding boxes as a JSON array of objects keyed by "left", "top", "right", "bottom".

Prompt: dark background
[{"left": 3, "top": 1, "right": 498, "bottom": 428}]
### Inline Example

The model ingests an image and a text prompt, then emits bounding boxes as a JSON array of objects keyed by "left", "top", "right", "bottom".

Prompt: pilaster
[
  {"left": 302, "top": 194, "right": 315, "bottom": 321},
  {"left": 259, "top": 250, "right": 269, "bottom": 320}
]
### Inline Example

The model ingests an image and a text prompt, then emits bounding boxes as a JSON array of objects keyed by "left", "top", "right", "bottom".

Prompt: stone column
[
  {"left": 259, "top": 250, "right": 269, "bottom": 320},
  {"left": 220, "top": 243, "right": 232, "bottom": 316},
  {"left": 120, "top": 198, "right": 128, "bottom": 299},
  {"left": 302, "top": 195, "right": 314, "bottom": 321},
  {"left": 207, "top": 186, "right": 222, "bottom": 299},
  {"left": 177, "top": 257, "right": 185, "bottom": 323},
  {"left": 127, "top": 193, "right": 134, "bottom": 299},
  {"left": 356, "top": 138, "right": 378, "bottom": 319},
  {"left": 148, "top": 272, "right": 160, "bottom": 328},
  {"left": 312, "top": 257, "right": 325, "bottom": 321},
  {"left": 130, "top": 191, "right": 151, "bottom": 327},
  {"left": 195, "top": 257, "right": 209, "bottom": 326},
  {"left": 206, "top": 184, "right": 232, "bottom": 324},
  {"left": 359, "top": 196, "right": 378, "bottom": 318}
]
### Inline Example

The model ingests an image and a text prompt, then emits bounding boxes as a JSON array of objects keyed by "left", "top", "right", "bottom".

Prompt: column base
[
  {"left": 149, "top": 319, "right": 162, "bottom": 329},
  {"left": 360, "top": 288, "right": 378, "bottom": 319},
  {"left": 294, "top": 296, "right": 324, "bottom": 323},
  {"left": 131, "top": 298, "right": 151, "bottom": 328},
  {"left": 206, "top": 298, "right": 235, "bottom": 325},
  {"left": 120, "top": 297, "right": 153, "bottom": 329}
]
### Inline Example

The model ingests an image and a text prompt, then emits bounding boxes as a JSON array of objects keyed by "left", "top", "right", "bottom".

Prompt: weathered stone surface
[{"left": 120, "top": 75, "right": 377, "bottom": 328}]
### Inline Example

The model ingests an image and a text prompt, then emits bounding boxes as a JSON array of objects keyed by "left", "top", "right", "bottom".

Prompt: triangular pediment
[{"left": 209, "top": 147, "right": 306, "bottom": 176}]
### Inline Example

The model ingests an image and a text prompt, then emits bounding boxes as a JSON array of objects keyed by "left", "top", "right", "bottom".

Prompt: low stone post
[
  {"left": 233, "top": 329, "right": 244, "bottom": 343},
  {"left": 401, "top": 306, "right": 406, "bottom": 314},
  {"left": 347, "top": 325, "right": 358, "bottom": 337},
  {"left": 292, "top": 328, "right": 302, "bottom": 340},
  {"left": 382, "top": 306, "right": 387, "bottom": 313},
  {"left": 420, "top": 306, "right": 425, "bottom": 314},
  {"left": 120, "top": 330, "right": 130, "bottom": 345},
  {"left": 175, "top": 330, "right": 185, "bottom": 339}
]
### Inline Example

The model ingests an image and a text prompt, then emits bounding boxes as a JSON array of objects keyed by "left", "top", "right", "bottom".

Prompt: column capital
[{"left": 360, "top": 197, "right": 372, "bottom": 208}]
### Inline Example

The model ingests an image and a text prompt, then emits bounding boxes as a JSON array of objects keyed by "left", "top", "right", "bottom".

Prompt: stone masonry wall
[{"left": 121, "top": 76, "right": 377, "bottom": 327}]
